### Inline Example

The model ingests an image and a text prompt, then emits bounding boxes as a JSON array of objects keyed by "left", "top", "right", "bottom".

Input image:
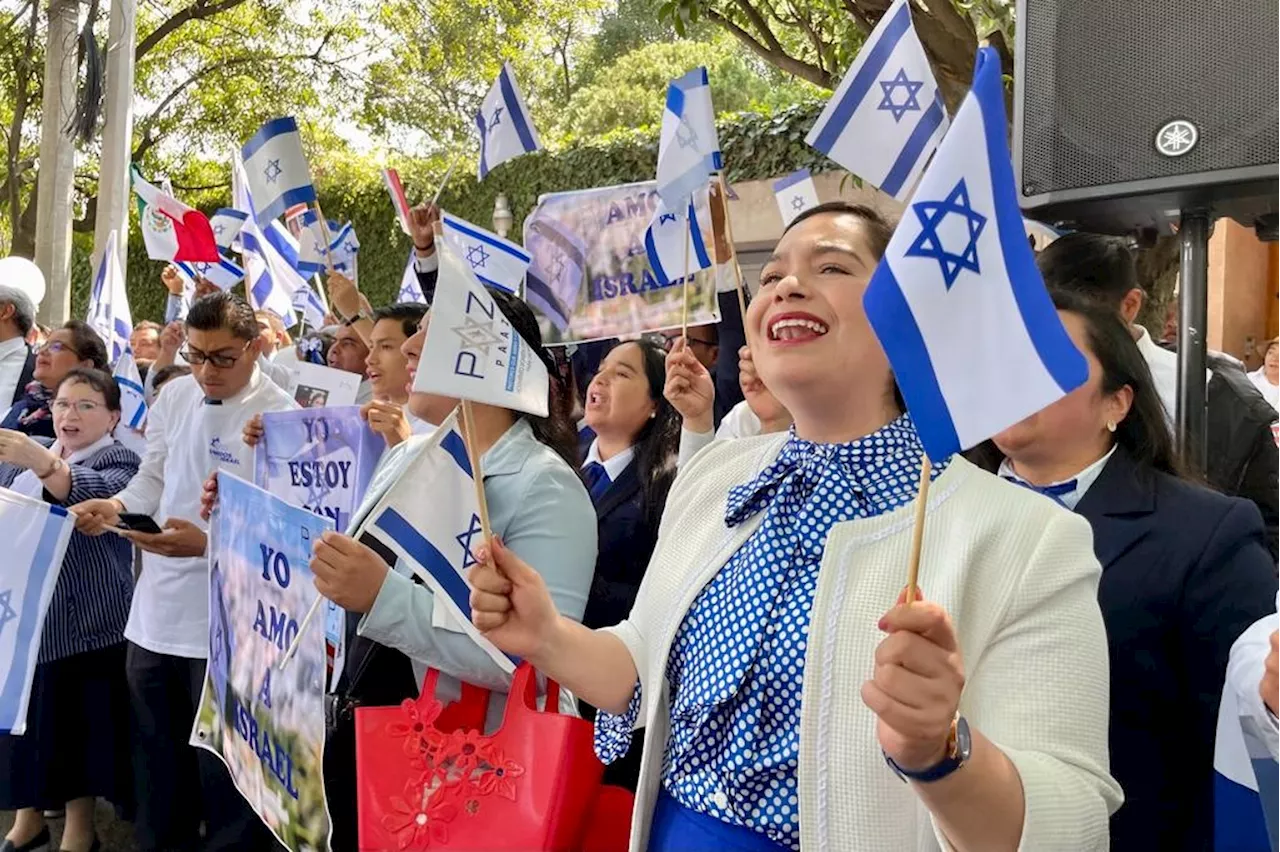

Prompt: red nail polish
[{"left": 878, "top": 617, "right": 888, "bottom": 631}]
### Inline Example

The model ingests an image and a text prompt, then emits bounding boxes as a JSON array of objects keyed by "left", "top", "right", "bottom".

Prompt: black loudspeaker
[{"left": 1013, "top": 0, "right": 1279, "bottom": 238}]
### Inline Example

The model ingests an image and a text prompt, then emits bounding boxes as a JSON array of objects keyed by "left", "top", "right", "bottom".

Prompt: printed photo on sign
[
  {"left": 288, "top": 362, "right": 361, "bottom": 409},
  {"left": 192, "top": 472, "right": 334, "bottom": 852},
  {"left": 522, "top": 180, "right": 721, "bottom": 345}
]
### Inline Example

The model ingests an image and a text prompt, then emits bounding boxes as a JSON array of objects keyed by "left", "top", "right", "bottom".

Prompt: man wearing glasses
[
  {"left": 660, "top": 324, "right": 719, "bottom": 373},
  {"left": 73, "top": 291, "right": 292, "bottom": 852}
]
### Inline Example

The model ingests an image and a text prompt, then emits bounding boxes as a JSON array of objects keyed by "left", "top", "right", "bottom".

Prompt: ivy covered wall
[{"left": 67, "top": 100, "right": 832, "bottom": 324}]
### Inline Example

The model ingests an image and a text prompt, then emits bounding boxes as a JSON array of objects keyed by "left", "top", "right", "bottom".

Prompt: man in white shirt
[
  {"left": 254, "top": 308, "right": 296, "bottom": 392},
  {"left": 0, "top": 282, "right": 38, "bottom": 410},
  {"left": 73, "top": 291, "right": 293, "bottom": 852}
]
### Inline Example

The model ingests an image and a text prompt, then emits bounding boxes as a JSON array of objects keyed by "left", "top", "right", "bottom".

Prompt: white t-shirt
[
  {"left": 0, "top": 336, "right": 29, "bottom": 408},
  {"left": 1135, "top": 325, "right": 1212, "bottom": 428},
  {"left": 116, "top": 368, "right": 295, "bottom": 658},
  {"left": 1247, "top": 368, "right": 1279, "bottom": 412}
]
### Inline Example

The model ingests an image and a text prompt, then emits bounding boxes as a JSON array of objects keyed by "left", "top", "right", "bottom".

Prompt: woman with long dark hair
[
  {"left": 1, "top": 321, "right": 109, "bottom": 439},
  {"left": 986, "top": 289, "right": 1277, "bottom": 852}
]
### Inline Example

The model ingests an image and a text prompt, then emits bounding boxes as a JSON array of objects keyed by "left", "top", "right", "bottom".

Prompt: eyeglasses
[
  {"left": 180, "top": 341, "right": 251, "bottom": 368},
  {"left": 660, "top": 334, "right": 716, "bottom": 351},
  {"left": 39, "top": 341, "right": 81, "bottom": 358},
  {"left": 52, "top": 399, "right": 104, "bottom": 414}
]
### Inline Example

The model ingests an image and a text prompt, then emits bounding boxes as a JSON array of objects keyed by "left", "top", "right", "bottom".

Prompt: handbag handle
[
  {"left": 503, "top": 662, "right": 563, "bottom": 721},
  {"left": 417, "top": 668, "right": 493, "bottom": 731}
]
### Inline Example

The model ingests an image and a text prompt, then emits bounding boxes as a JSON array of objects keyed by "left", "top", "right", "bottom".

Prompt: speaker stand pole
[{"left": 1175, "top": 209, "right": 1211, "bottom": 472}]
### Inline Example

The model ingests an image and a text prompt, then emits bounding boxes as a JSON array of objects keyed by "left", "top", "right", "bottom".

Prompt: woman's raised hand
[
  {"left": 663, "top": 338, "right": 715, "bottom": 434},
  {"left": 469, "top": 536, "right": 561, "bottom": 663}
]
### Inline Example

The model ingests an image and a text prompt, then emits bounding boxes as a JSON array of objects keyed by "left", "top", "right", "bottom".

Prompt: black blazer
[
  {"left": 415, "top": 265, "right": 439, "bottom": 304},
  {"left": 581, "top": 461, "right": 655, "bottom": 631},
  {"left": 11, "top": 348, "right": 35, "bottom": 406},
  {"left": 1074, "top": 448, "right": 1278, "bottom": 852}
]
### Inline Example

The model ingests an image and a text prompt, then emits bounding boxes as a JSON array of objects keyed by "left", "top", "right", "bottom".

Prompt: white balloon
[{"left": 0, "top": 256, "right": 46, "bottom": 308}]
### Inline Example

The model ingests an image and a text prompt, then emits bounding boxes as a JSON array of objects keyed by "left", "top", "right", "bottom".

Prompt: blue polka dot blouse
[{"left": 595, "top": 413, "right": 945, "bottom": 849}]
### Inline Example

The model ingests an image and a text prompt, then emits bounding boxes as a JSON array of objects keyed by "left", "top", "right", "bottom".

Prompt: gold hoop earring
[{"left": 1106, "top": 420, "right": 1117, "bottom": 433}]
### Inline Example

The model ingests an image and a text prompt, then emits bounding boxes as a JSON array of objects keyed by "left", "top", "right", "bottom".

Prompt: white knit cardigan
[{"left": 602, "top": 433, "right": 1123, "bottom": 851}]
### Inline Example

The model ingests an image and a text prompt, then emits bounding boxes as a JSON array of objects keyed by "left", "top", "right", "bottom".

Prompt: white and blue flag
[
  {"left": 0, "top": 489, "right": 75, "bottom": 734},
  {"left": 209, "top": 208, "right": 248, "bottom": 250},
  {"left": 328, "top": 221, "right": 360, "bottom": 278},
  {"left": 524, "top": 215, "right": 587, "bottom": 333},
  {"left": 441, "top": 212, "right": 529, "bottom": 296},
  {"left": 87, "top": 230, "right": 133, "bottom": 365},
  {"left": 773, "top": 168, "right": 821, "bottom": 226},
  {"left": 356, "top": 410, "right": 515, "bottom": 675},
  {"left": 862, "top": 46, "right": 1087, "bottom": 463},
  {"left": 233, "top": 155, "right": 303, "bottom": 324},
  {"left": 644, "top": 189, "right": 713, "bottom": 286},
  {"left": 292, "top": 280, "right": 328, "bottom": 329},
  {"left": 292, "top": 209, "right": 330, "bottom": 275},
  {"left": 240, "top": 117, "right": 317, "bottom": 224},
  {"left": 656, "top": 67, "right": 722, "bottom": 209},
  {"left": 397, "top": 250, "right": 427, "bottom": 304},
  {"left": 476, "top": 63, "right": 542, "bottom": 180},
  {"left": 805, "top": 0, "right": 948, "bottom": 201},
  {"left": 176, "top": 253, "right": 246, "bottom": 291}
]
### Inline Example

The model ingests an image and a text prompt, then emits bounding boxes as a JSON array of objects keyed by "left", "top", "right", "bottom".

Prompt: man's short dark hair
[
  {"left": 372, "top": 303, "right": 428, "bottom": 339},
  {"left": 56, "top": 367, "right": 121, "bottom": 412},
  {"left": 1036, "top": 232, "right": 1138, "bottom": 307},
  {"left": 151, "top": 364, "right": 192, "bottom": 391},
  {"left": 186, "top": 291, "right": 258, "bottom": 341},
  {"left": 60, "top": 320, "right": 109, "bottom": 371}
]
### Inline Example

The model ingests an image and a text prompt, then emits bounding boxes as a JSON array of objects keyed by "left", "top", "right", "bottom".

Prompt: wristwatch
[
  {"left": 38, "top": 456, "right": 65, "bottom": 479},
  {"left": 884, "top": 714, "right": 971, "bottom": 783}
]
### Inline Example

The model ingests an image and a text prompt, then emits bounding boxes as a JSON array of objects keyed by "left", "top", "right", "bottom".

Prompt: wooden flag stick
[
  {"left": 903, "top": 456, "right": 933, "bottom": 605},
  {"left": 458, "top": 400, "right": 494, "bottom": 546},
  {"left": 278, "top": 595, "right": 321, "bottom": 670},
  {"left": 681, "top": 210, "right": 692, "bottom": 336},
  {"left": 313, "top": 198, "right": 337, "bottom": 273},
  {"left": 714, "top": 173, "right": 749, "bottom": 321},
  {"left": 430, "top": 151, "right": 460, "bottom": 208}
]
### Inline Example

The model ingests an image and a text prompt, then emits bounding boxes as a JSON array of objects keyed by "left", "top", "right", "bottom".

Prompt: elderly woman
[
  {"left": 469, "top": 202, "right": 1122, "bottom": 851},
  {"left": 1, "top": 321, "right": 109, "bottom": 440},
  {"left": 0, "top": 368, "right": 140, "bottom": 852}
]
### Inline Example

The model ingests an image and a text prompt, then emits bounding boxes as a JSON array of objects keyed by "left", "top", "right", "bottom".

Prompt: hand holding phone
[{"left": 117, "top": 513, "right": 163, "bottom": 535}]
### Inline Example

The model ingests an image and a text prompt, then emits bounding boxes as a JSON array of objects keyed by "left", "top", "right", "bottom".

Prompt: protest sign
[
  {"left": 289, "top": 362, "right": 362, "bottom": 409},
  {"left": 192, "top": 472, "right": 334, "bottom": 851},
  {"left": 0, "top": 489, "right": 74, "bottom": 734},
  {"left": 522, "top": 179, "right": 721, "bottom": 345}
]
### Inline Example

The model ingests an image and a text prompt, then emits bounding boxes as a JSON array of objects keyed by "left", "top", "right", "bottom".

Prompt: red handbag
[{"left": 355, "top": 662, "right": 614, "bottom": 851}]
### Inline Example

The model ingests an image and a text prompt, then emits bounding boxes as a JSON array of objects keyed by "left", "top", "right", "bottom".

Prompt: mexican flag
[{"left": 131, "top": 167, "right": 221, "bottom": 262}]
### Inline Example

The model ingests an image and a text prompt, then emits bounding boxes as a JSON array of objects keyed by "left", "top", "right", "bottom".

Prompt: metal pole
[
  {"left": 1175, "top": 210, "right": 1211, "bottom": 471},
  {"left": 93, "top": 0, "right": 138, "bottom": 274}
]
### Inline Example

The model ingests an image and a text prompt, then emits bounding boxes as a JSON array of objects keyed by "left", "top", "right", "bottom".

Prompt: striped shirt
[{"left": 0, "top": 438, "right": 140, "bottom": 662}]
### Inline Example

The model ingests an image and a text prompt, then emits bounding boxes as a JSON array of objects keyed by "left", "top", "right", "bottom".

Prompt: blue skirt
[{"left": 648, "top": 788, "right": 791, "bottom": 852}]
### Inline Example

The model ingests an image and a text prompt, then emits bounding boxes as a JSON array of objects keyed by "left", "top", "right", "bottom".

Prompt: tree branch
[
  {"left": 731, "top": 0, "right": 784, "bottom": 51},
  {"left": 706, "top": 7, "right": 832, "bottom": 88},
  {"left": 135, "top": 0, "right": 250, "bottom": 61}
]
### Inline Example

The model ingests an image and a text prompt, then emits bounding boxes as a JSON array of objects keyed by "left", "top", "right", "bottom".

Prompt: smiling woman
[{"left": 468, "top": 201, "right": 1122, "bottom": 852}]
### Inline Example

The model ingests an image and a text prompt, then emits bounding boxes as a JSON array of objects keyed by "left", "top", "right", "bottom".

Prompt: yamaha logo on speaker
[{"left": 1155, "top": 119, "right": 1199, "bottom": 157}]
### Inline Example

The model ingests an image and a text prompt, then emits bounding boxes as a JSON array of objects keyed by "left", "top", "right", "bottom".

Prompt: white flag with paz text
[
  {"left": 413, "top": 242, "right": 549, "bottom": 416},
  {"left": 0, "top": 490, "right": 74, "bottom": 734},
  {"left": 862, "top": 46, "right": 1087, "bottom": 463},
  {"left": 805, "top": 0, "right": 948, "bottom": 201}
]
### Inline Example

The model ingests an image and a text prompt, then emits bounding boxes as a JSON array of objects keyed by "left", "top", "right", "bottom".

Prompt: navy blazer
[
  {"left": 581, "top": 461, "right": 655, "bottom": 631},
  {"left": 0, "top": 439, "right": 139, "bottom": 663},
  {"left": 1074, "top": 448, "right": 1278, "bottom": 852}
]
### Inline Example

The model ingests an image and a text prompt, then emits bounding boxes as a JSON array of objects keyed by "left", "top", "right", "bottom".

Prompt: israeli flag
[
  {"left": 292, "top": 281, "right": 328, "bottom": 329},
  {"left": 656, "top": 67, "right": 722, "bottom": 210},
  {"left": 114, "top": 347, "right": 148, "bottom": 433},
  {"left": 773, "top": 168, "right": 821, "bottom": 226},
  {"left": 415, "top": 241, "right": 549, "bottom": 416},
  {"left": 356, "top": 410, "right": 515, "bottom": 675},
  {"left": 175, "top": 253, "right": 246, "bottom": 291},
  {"left": 87, "top": 230, "right": 133, "bottom": 365},
  {"left": 805, "top": 0, "right": 948, "bottom": 201},
  {"left": 525, "top": 216, "right": 587, "bottom": 333},
  {"left": 329, "top": 222, "right": 360, "bottom": 278},
  {"left": 644, "top": 190, "right": 713, "bottom": 286},
  {"left": 209, "top": 208, "right": 248, "bottom": 250},
  {"left": 240, "top": 117, "right": 317, "bottom": 224},
  {"left": 476, "top": 63, "right": 542, "bottom": 180},
  {"left": 292, "top": 209, "right": 329, "bottom": 275},
  {"left": 233, "top": 155, "right": 302, "bottom": 324},
  {"left": 0, "top": 489, "right": 75, "bottom": 734},
  {"left": 862, "top": 47, "right": 1087, "bottom": 462},
  {"left": 398, "top": 250, "right": 427, "bottom": 304},
  {"left": 441, "top": 212, "right": 529, "bottom": 296}
]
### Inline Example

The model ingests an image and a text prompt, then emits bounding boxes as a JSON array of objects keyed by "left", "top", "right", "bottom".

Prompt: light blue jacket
[{"left": 352, "top": 417, "right": 597, "bottom": 723}]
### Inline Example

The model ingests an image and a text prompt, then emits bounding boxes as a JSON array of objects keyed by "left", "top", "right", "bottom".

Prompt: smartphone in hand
[{"left": 117, "top": 513, "right": 163, "bottom": 535}]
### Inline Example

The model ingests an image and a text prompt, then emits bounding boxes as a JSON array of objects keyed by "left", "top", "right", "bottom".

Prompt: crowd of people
[{"left": 0, "top": 200, "right": 1274, "bottom": 852}]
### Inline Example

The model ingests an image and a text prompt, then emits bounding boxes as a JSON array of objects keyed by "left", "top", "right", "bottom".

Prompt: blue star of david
[
  {"left": 465, "top": 244, "right": 491, "bottom": 270},
  {"left": 195, "top": 262, "right": 211, "bottom": 275},
  {"left": 487, "top": 107, "right": 504, "bottom": 137},
  {"left": 791, "top": 195, "right": 806, "bottom": 211},
  {"left": 344, "top": 239, "right": 357, "bottom": 254},
  {"left": 264, "top": 159, "right": 283, "bottom": 184},
  {"left": 213, "top": 223, "right": 225, "bottom": 237},
  {"left": 0, "top": 589, "right": 17, "bottom": 639},
  {"left": 549, "top": 255, "right": 566, "bottom": 283},
  {"left": 904, "top": 179, "right": 987, "bottom": 290},
  {"left": 658, "top": 212, "right": 678, "bottom": 226},
  {"left": 455, "top": 514, "right": 483, "bottom": 569},
  {"left": 675, "top": 120, "right": 699, "bottom": 150},
  {"left": 877, "top": 69, "right": 924, "bottom": 123},
  {"left": 399, "top": 280, "right": 419, "bottom": 300},
  {"left": 313, "top": 238, "right": 326, "bottom": 256}
]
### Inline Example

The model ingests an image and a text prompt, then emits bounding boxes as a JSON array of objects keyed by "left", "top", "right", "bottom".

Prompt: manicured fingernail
[{"left": 878, "top": 617, "right": 888, "bottom": 631}]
